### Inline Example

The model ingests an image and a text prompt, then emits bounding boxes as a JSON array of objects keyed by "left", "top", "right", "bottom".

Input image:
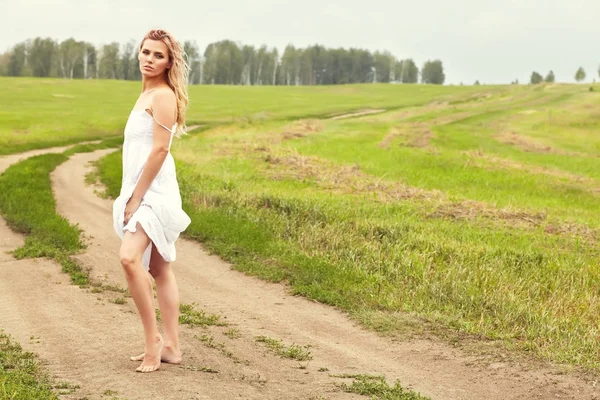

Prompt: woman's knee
[
  {"left": 119, "top": 227, "right": 150, "bottom": 271},
  {"left": 119, "top": 249, "right": 139, "bottom": 271}
]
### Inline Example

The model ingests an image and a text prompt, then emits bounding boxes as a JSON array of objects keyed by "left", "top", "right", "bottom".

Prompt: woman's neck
[{"left": 141, "top": 76, "right": 167, "bottom": 93}]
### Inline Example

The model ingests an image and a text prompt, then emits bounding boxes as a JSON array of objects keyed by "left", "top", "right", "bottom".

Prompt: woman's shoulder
[
  {"left": 151, "top": 87, "right": 176, "bottom": 112},
  {"left": 152, "top": 86, "right": 176, "bottom": 102}
]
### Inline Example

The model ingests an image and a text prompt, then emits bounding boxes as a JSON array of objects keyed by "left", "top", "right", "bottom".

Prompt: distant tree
[
  {"left": 239, "top": 44, "right": 255, "bottom": 85},
  {"left": 530, "top": 71, "right": 543, "bottom": 84},
  {"left": 281, "top": 44, "right": 301, "bottom": 85},
  {"left": 119, "top": 40, "right": 137, "bottom": 81},
  {"left": 81, "top": 43, "right": 97, "bottom": 79},
  {"left": 270, "top": 48, "right": 280, "bottom": 85},
  {"left": 184, "top": 40, "right": 201, "bottom": 84},
  {"left": 474, "top": 80, "right": 480, "bottom": 85},
  {"left": 351, "top": 48, "right": 374, "bottom": 83},
  {"left": 0, "top": 51, "right": 9, "bottom": 76},
  {"left": 98, "top": 42, "right": 120, "bottom": 79},
  {"left": 396, "top": 59, "right": 418, "bottom": 83},
  {"left": 203, "top": 40, "right": 244, "bottom": 85},
  {"left": 57, "top": 38, "right": 83, "bottom": 79},
  {"left": 256, "top": 44, "right": 272, "bottom": 85},
  {"left": 421, "top": 60, "right": 445, "bottom": 84},
  {"left": 544, "top": 70, "right": 555, "bottom": 83},
  {"left": 29, "top": 37, "right": 56, "bottom": 77},
  {"left": 129, "top": 43, "right": 142, "bottom": 81},
  {"left": 254, "top": 45, "right": 269, "bottom": 84},
  {"left": 373, "top": 51, "right": 395, "bottom": 83},
  {"left": 7, "top": 43, "right": 27, "bottom": 76},
  {"left": 575, "top": 67, "right": 586, "bottom": 82},
  {"left": 337, "top": 48, "right": 355, "bottom": 84},
  {"left": 2, "top": 35, "right": 446, "bottom": 86}
]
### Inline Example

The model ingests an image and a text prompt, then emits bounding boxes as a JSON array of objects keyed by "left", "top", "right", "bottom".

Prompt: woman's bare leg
[
  {"left": 120, "top": 224, "right": 163, "bottom": 372},
  {"left": 150, "top": 246, "right": 182, "bottom": 363},
  {"left": 131, "top": 244, "right": 182, "bottom": 364}
]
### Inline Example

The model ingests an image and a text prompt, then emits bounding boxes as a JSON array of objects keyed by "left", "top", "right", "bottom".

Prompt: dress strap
[{"left": 145, "top": 108, "right": 176, "bottom": 134}]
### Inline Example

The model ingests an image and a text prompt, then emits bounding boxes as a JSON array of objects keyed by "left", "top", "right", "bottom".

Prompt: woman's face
[{"left": 138, "top": 39, "right": 171, "bottom": 78}]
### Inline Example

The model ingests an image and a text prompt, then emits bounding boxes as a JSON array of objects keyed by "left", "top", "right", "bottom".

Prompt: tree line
[
  {"left": 527, "top": 67, "right": 596, "bottom": 84},
  {"left": 0, "top": 37, "right": 446, "bottom": 85}
]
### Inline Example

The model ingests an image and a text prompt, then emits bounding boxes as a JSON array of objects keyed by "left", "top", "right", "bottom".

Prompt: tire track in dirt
[
  {"left": 42, "top": 149, "right": 599, "bottom": 400},
  {"left": 0, "top": 141, "right": 101, "bottom": 174}
]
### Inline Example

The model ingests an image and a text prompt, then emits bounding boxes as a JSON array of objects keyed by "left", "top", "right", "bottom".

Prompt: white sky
[{"left": 1, "top": 0, "right": 598, "bottom": 84}]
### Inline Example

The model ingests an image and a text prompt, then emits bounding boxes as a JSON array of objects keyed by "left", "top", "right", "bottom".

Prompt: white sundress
[{"left": 112, "top": 108, "right": 191, "bottom": 270}]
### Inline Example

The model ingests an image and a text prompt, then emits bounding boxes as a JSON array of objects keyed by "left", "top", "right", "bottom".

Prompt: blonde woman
[{"left": 112, "top": 29, "right": 191, "bottom": 373}]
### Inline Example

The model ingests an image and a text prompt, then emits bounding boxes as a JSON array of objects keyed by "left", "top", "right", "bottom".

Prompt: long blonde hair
[{"left": 140, "top": 29, "right": 189, "bottom": 137}]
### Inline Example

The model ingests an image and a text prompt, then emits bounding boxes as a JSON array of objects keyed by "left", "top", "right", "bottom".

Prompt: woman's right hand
[{"left": 124, "top": 196, "right": 142, "bottom": 225}]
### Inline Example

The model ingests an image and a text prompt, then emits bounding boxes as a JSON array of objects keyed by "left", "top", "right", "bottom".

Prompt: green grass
[
  {"left": 0, "top": 78, "right": 129, "bottom": 155},
  {"left": 0, "top": 332, "right": 58, "bottom": 400},
  {"left": 333, "top": 374, "right": 429, "bottom": 400},
  {"left": 91, "top": 83, "right": 600, "bottom": 372},
  {"left": 94, "top": 149, "right": 124, "bottom": 199},
  {"left": 52, "top": 382, "right": 79, "bottom": 396},
  {"left": 180, "top": 365, "right": 219, "bottom": 373},
  {"left": 196, "top": 334, "right": 241, "bottom": 363},
  {"left": 179, "top": 303, "right": 226, "bottom": 327},
  {"left": 255, "top": 336, "right": 312, "bottom": 361},
  {"left": 223, "top": 328, "right": 241, "bottom": 339}
]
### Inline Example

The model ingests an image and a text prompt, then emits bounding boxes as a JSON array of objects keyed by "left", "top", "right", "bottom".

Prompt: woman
[{"left": 112, "top": 29, "right": 191, "bottom": 373}]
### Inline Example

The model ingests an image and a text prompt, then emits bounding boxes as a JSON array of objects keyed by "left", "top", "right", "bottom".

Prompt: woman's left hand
[{"left": 124, "top": 196, "right": 142, "bottom": 225}]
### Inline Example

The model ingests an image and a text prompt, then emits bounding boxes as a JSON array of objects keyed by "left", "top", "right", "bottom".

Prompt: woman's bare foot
[
  {"left": 130, "top": 343, "right": 182, "bottom": 365},
  {"left": 135, "top": 334, "right": 163, "bottom": 373}
]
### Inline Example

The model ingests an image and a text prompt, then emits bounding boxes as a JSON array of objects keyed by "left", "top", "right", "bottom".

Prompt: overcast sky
[{"left": 1, "top": 0, "right": 598, "bottom": 85}]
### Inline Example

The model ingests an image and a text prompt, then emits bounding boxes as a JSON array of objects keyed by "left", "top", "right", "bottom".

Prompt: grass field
[
  {"left": 0, "top": 76, "right": 490, "bottom": 154},
  {"left": 3, "top": 77, "right": 600, "bottom": 377}
]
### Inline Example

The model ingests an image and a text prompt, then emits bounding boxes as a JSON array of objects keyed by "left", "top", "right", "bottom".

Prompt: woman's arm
[{"left": 124, "top": 89, "right": 176, "bottom": 224}]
